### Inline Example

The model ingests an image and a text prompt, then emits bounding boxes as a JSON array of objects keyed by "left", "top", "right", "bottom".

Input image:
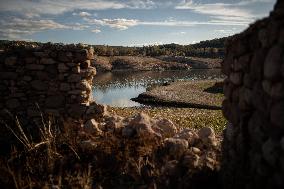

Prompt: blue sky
[{"left": 0, "top": 0, "right": 276, "bottom": 46}]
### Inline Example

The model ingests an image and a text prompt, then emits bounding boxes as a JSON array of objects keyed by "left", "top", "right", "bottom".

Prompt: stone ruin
[
  {"left": 221, "top": 0, "right": 284, "bottom": 188},
  {"left": 0, "top": 0, "right": 283, "bottom": 188},
  {"left": 0, "top": 43, "right": 97, "bottom": 120}
]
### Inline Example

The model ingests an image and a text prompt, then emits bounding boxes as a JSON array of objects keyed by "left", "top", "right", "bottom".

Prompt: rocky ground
[
  {"left": 132, "top": 80, "right": 224, "bottom": 109},
  {"left": 0, "top": 101, "right": 224, "bottom": 189}
]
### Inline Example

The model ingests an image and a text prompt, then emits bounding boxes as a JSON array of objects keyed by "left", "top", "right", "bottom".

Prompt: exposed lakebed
[{"left": 92, "top": 69, "right": 224, "bottom": 107}]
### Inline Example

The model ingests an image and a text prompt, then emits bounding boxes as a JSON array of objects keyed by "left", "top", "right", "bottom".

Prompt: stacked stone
[
  {"left": 0, "top": 42, "right": 96, "bottom": 120},
  {"left": 221, "top": 1, "right": 284, "bottom": 188},
  {"left": 79, "top": 111, "right": 221, "bottom": 188}
]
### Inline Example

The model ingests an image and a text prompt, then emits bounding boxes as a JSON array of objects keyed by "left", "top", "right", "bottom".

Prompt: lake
[{"left": 92, "top": 69, "right": 224, "bottom": 107}]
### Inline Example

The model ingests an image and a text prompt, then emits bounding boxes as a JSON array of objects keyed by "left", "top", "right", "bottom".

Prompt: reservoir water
[{"left": 92, "top": 69, "right": 224, "bottom": 107}]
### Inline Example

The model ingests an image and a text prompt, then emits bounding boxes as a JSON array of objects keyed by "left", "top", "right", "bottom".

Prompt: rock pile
[
  {"left": 0, "top": 43, "right": 96, "bottom": 120},
  {"left": 78, "top": 108, "right": 221, "bottom": 188},
  {"left": 221, "top": 1, "right": 284, "bottom": 188}
]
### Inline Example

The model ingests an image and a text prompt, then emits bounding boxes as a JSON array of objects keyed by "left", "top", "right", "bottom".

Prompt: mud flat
[{"left": 132, "top": 80, "right": 224, "bottom": 109}]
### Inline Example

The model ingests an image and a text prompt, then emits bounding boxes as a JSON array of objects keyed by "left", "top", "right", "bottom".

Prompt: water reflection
[{"left": 93, "top": 70, "right": 224, "bottom": 107}]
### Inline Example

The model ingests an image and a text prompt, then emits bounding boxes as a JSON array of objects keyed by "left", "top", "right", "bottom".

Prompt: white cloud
[
  {"left": 0, "top": 0, "right": 156, "bottom": 16},
  {"left": 214, "top": 29, "right": 235, "bottom": 35},
  {"left": 140, "top": 20, "right": 248, "bottom": 27},
  {"left": 82, "top": 15, "right": 252, "bottom": 32},
  {"left": 238, "top": 0, "right": 275, "bottom": 6},
  {"left": 0, "top": 17, "right": 88, "bottom": 39},
  {"left": 175, "top": 0, "right": 256, "bottom": 25},
  {"left": 84, "top": 18, "right": 139, "bottom": 30},
  {"left": 91, "top": 29, "right": 101, "bottom": 33},
  {"left": 71, "top": 23, "right": 90, "bottom": 30},
  {"left": 171, "top": 31, "right": 187, "bottom": 35},
  {"left": 126, "top": 0, "right": 156, "bottom": 9},
  {"left": 73, "top": 11, "right": 92, "bottom": 17}
]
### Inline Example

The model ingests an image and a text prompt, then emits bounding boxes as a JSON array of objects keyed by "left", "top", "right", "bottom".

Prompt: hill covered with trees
[{"left": 93, "top": 37, "right": 227, "bottom": 58}]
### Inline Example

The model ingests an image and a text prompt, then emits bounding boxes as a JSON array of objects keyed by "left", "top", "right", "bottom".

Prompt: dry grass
[
  {"left": 0, "top": 114, "right": 93, "bottom": 189},
  {"left": 110, "top": 107, "right": 227, "bottom": 134}
]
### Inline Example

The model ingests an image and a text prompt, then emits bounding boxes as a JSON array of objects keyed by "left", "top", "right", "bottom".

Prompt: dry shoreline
[{"left": 132, "top": 80, "right": 224, "bottom": 109}]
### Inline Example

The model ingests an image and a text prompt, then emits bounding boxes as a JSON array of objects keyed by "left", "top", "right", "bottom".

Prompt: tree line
[{"left": 93, "top": 37, "right": 227, "bottom": 58}]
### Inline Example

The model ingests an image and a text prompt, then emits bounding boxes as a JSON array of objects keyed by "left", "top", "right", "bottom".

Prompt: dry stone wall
[
  {"left": 221, "top": 1, "right": 284, "bottom": 188},
  {"left": 0, "top": 43, "right": 97, "bottom": 120}
]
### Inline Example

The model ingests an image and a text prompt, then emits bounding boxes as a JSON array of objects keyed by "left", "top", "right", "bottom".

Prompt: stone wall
[
  {"left": 221, "top": 1, "right": 284, "bottom": 188},
  {"left": 0, "top": 43, "right": 97, "bottom": 121}
]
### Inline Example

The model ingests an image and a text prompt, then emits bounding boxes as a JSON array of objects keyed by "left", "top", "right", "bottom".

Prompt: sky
[{"left": 0, "top": 0, "right": 277, "bottom": 46}]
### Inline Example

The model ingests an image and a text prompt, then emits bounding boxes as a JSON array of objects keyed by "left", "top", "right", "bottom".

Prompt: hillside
[
  {"left": 93, "top": 56, "right": 190, "bottom": 72},
  {"left": 93, "top": 37, "right": 227, "bottom": 58}
]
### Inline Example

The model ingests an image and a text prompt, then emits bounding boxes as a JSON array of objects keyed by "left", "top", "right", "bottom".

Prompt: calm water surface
[{"left": 92, "top": 70, "right": 224, "bottom": 107}]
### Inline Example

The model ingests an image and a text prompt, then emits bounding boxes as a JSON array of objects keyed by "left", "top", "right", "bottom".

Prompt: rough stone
[
  {"left": 270, "top": 102, "right": 284, "bottom": 127},
  {"left": 72, "top": 66, "right": 80, "bottom": 73},
  {"left": 243, "top": 74, "right": 254, "bottom": 89},
  {"left": 229, "top": 72, "right": 243, "bottom": 85},
  {"left": 198, "top": 127, "right": 216, "bottom": 146},
  {"left": 6, "top": 98, "right": 20, "bottom": 109},
  {"left": 262, "top": 139, "right": 277, "bottom": 166},
  {"left": 258, "top": 28, "right": 269, "bottom": 47},
  {"left": 23, "top": 76, "right": 32, "bottom": 81},
  {"left": 153, "top": 118, "right": 177, "bottom": 138},
  {"left": 26, "top": 64, "right": 45, "bottom": 70},
  {"left": 45, "top": 95, "right": 65, "bottom": 108},
  {"left": 58, "top": 51, "right": 72, "bottom": 62},
  {"left": 68, "top": 104, "right": 87, "bottom": 118},
  {"left": 86, "top": 103, "right": 108, "bottom": 119},
  {"left": 41, "top": 58, "right": 56, "bottom": 65},
  {"left": 80, "top": 60, "right": 91, "bottom": 69},
  {"left": 68, "top": 74, "right": 81, "bottom": 82},
  {"left": 280, "top": 137, "right": 284, "bottom": 151},
  {"left": 5, "top": 57, "right": 17, "bottom": 66},
  {"left": 198, "top": 127, "right": 215, "bottom": 140},
  {"left": 58, "top": 63, "right": 69, "bottom": 72},
  {"left": 68, "top": 90, "right": 84, "bottom": 95},
  {"left": 250, "top": 49, "right": 265, "bottom": 80},
  {"left": 190, "top": 147, "right": 201, "bottom": 155},
  {"left": 161, "top": 160, "right": 179, "bottom": 176},
  {"left": 262, "top": 80, "right": 272, "bottom": 95},
  {"left": 264, "top": 45, "right": 282, "bottom": 80},
  {"left": 164, "top": 138, "right": 189, "bottom": 159},
  {"left": 1, "top": 72, "right": 18, "bottom": 79},
  {"left": 122, "top": 126, "right": 136, "bottom": 137},
  {"left": 182, "top": 154, "right": 200, "bottom": 169},
  {"left": 81, "top": 67, "right": 96, "bottom": 78},
  {"left": 59, "top": 83, "right": 70, "bottom": 91},
  {"left": 84, "top": 119, "right": 102, "bottom": 135},
  {"left": 33, "top": 51, "right": 48, "bottom": 57},
  {"left": 270, "top": 82, "right": 284, "bottom": 98},
  {"left": 76, "top": 80, "right": 92, "bottom": 92},
  {"left": 31, "top": 80, "right": 48, "bottom": 91},
  {"left": 25, "top": 57, "right": 36, "bottom": 64},
  {"left": 128, "top": 113, "right": 159, "bottom": 139}
]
